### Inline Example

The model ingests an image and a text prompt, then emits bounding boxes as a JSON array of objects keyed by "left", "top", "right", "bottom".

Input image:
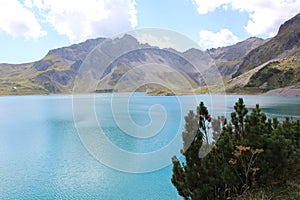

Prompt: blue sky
[{"left": 0, "top": 0, "right": 299, "bottom": 64}]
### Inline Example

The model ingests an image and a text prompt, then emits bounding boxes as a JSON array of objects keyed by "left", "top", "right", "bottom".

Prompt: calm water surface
[{"left": 0, "top": 94, "right": 299, "bottom": 199}]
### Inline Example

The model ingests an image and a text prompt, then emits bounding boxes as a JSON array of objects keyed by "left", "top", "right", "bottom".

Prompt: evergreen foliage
[{"left": 171, "top": 98, "right": 300, "bottom": 199}]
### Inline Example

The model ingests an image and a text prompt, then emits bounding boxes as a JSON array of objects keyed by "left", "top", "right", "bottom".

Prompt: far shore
[
  {"left": 1, "top": 88, "right": 299, "bottom": 97},
  {"left": 145, "top": 87, "right": 300, "bottom": 97}
]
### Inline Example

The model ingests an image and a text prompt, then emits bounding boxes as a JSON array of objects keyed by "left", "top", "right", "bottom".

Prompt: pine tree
[{"left": 171, "top": 98, "right": 300, "bottom": 199}]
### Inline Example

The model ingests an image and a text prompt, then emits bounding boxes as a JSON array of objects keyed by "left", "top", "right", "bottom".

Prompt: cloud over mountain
[
  {"left": 0, "top": 0, "right": 137, "bottom": 41},
  {"left": 0, "top": 0, "right": 46, "bottom": 39},
  {"left": 199, "top": 29, "right": 239, "bottom": 49},
  {"left": 192, "top": 0, "right": 300, "bottom": 37}
]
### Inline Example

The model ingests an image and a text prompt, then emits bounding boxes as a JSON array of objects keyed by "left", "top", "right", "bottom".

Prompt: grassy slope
[
  {"left": 0, "top": 63, "right": 47, "bottom": 95},
  {"left": 226, "top": 49, "right": 300, "bottom": 94},
  {"left": 98, "top": 64, "right": 200, "bottom": 93},
  {"left": 246, "top": 51, "right": 300, "bottom": 90},
  {"left": 0, "top": 54, "right": 74, "bottom": 95}
]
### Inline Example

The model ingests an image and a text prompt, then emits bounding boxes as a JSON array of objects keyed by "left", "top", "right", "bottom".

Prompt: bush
[{"left": 171, "top": 98, "right": 300, "bottom": 199}]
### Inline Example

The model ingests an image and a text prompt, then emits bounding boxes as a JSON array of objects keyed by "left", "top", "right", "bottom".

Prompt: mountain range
[{"left": 0, "top": 13, "right": 299, "bottom": 96}]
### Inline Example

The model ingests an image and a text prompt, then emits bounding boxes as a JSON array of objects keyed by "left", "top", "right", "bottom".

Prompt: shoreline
[{"left": 0, "top": 90, "right": 299, "bottom": 98}]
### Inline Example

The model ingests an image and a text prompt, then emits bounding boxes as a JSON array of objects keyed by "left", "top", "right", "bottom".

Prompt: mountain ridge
[
  {"left": 0, "top": 13, "right": 299, "bottom": 96},
  {"left": 233, "top": 13, "right": 300, "bottom": 78}
]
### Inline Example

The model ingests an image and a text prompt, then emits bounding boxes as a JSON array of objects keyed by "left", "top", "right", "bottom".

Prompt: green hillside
[{"left": 246, "top": 52, "right": 300, "bottom": 90}]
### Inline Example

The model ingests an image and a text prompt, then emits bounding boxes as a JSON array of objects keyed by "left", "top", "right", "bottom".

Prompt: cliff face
[{"left": 233, "top": 13, "right": 300, "bottom": 78}]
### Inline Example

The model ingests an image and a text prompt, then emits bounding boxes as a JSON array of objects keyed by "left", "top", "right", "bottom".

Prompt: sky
[{"left": 0, "top": 0, "right": 300, "bottom": 64}]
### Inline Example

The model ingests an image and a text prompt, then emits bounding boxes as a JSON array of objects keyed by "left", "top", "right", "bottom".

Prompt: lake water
[{"left": 0, "top": 94, "right": 299, "bottom": 199}]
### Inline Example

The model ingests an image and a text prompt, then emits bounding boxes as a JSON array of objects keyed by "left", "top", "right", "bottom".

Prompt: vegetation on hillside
[
  {"left": 171, "top": 98, "right": 300, "bottom": 199},
  {"left": 246, "top": 53, "right": 300, "bottom": 90},
  {"left": 225, "top": 50, "right": 300, "bottom": 95}
]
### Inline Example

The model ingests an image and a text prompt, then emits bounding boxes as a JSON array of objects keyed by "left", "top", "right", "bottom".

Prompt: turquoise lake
[{"left": 0, "top": 94, "right": 299, "bottom": 199}]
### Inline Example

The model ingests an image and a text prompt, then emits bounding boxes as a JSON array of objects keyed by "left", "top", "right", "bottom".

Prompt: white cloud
[
  {"left": 199, "top": 29, "right": 239, "bottom": 49},
  {"left": 23, "top": 0, "right": 33, "bottom": 8},
  {"left": 129, "top": 0, "right": 138, "bottom": 28},
  {"left": 191, "top": 0, "right": 232, "bottom": 14},
  {"left": 131, "top": 29, "right": 201, "bottom": 52},
  {"left": 31, "top": 0, "right": 138, "bottom": 41},
  {"left": 191, "top": 0, "right": 300, "bottom": 37},
  {"left": 136, "top": 34, "right": 179, "bottom": 50},
  {"left": 0, "top": 0, "right": 46, "bottom": 39}
]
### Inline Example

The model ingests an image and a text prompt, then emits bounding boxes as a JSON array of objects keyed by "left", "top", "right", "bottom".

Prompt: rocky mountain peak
[
  {"left": 233, "top": 12, "right": 300, "bottom": 78},
  {"left": 46, "top": 37, "right": 106, "bottom": 61},
  {"left": 278, "top": 13, "right": 300, "bottom": 34},
  {"left": 207, "top": 37, "right": 265, "bottom": 61}
]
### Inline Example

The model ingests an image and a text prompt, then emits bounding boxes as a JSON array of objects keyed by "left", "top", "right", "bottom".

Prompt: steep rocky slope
[
  {"left": 207, "top": 37, "right": 266, "bottom": 77},
  {"left": 233, "top": 13, "right": 300, "bottom": 78}
]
